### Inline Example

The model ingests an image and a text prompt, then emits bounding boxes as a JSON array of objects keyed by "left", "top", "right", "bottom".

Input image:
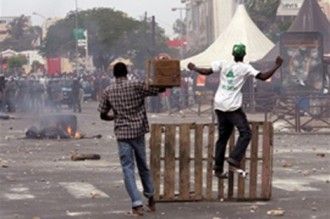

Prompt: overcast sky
[{"left": 0, "top": 0, "right": 185, "bottom": 38}]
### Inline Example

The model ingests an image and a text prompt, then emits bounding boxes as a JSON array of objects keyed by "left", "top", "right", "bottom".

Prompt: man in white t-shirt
[{"left": 187, "top": 43, "right": 283, "bottom": 178}]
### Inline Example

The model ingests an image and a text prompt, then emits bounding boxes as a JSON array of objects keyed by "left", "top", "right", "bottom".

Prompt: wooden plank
[
  {"left": 217, "top": 178, "right": 225, "bottom": 201},
  {"left": 179, "top": 124, "right": 191, "bottom": 200},
  {"left": 249, "top": 123, "right": 259, "bottom": 199},
  {"left": 268, "top": 122, "right": 274, "bottom": 199},
  {"left": 149, "top": 124, "right": 162, "bottom": 200},
  {"left": 206, "top": 124, "right": 216, "bottom": 200},
  {"left": 227, "top": 131, "right": 235, "bottom": 199},
  {"left": 268, "top": 123, "right": 274, "bottom": 199},
  {"left": 237, "top": 157, "right": 246, "bottom": 199},
  {"left": 214, "top": 125, "right": 226, "bottom": 200},
  {"left": 194, "top": 124, "right": 204, "bottom": 200},
  {"left": 163, "top": 125, "right": 176, "bottom": 200},
  {"left": 261, "top": 122, "right": 272, "bottom": 199}
]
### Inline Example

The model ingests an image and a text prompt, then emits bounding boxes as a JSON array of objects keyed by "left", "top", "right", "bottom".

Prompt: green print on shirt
[
  {"left": 222, "top": 71, "right": 237, "bottom": 91},
  {"left": 226, "top": 71, "right": 234, "bottom": 78}
]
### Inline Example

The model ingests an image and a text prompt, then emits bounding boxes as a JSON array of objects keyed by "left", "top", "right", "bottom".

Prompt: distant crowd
[{"left": 0, "top": 70, "right": 204, "bottom": 114}]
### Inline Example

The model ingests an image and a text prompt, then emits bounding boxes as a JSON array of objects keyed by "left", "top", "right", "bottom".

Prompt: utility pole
[
  {"left": 32, "top": 12, "right": 47, "bottom": 40},
  {"left": 84, "top": 30, "right": 89, "bottom": 73},
  {"left": 75, "top": 0, "right": 79, "bottom": 75},
  {"left": 171, "top": 7, "right": 186, "bottom": 59},
  {"left": 151, "top": 16, "right": 156, "bottom": 57}
]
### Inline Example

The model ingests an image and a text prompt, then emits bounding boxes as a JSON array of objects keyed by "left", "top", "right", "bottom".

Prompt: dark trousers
[
  {"left": 72, "top": 98, "right": 81, "bottom": 112},
  {"left": 214, "top": 108, "right": 251, "bottom": 172}
]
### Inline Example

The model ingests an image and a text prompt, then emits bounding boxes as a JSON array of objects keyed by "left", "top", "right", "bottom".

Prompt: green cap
[{"left": 232, "top": 43, "right": 246, "bottom": 57}]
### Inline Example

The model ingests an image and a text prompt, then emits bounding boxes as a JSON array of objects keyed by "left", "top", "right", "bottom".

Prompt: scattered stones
[
  {"left": 250, "top": 205, "right": 258, "bottom": 213},
  {"left": 90, "top": 191, "right": 101, "bottom": 198},
  {"left": 1, "top": 160, "right": 9, "bottom": 168},
  {"left": 267, "top": 209, "right": 285, "bottom": 216},
  {"left": 316, "top": 153, "right": 325, "bottom": 158},
  {"left": 282, "top": 162, "right": 293, "bottom": 168},
  {"left": 311, "top": 206, "right": 318, "bottom": 211}
]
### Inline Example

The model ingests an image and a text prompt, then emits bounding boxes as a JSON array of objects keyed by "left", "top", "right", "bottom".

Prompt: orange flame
[
  {"left": 67, "top": 126, "right": 72, "bottom": 135},
  {"left": 74, "top": 131, "right": 80, "bottom": 139},
  {"left": 67, "top": 126, "right": 80, "bottom": 138}
]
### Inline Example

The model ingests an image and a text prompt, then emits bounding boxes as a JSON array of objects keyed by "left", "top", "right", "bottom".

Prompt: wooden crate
[
  {"left": 146, "top": 59, "right": 181, "bottom": 87},
  {"left": 149, "top": 122, "right": 273, "bottom": 202}
]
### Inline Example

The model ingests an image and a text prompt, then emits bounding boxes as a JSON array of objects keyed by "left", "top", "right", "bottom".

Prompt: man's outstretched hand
[
  {"left": 275, "top": 56, "right": 284, "bottom": 66},
  {"left": 187, "top": 62, "right": 196, "bottom": 71}
]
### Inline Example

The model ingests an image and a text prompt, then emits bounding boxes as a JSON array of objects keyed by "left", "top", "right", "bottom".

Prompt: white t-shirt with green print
[{"left": 211, "top": 60, "right": 260, "bottom": 112}]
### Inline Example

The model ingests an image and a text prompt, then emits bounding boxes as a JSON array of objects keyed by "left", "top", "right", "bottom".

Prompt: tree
[
  {"left": 245, "top": 0, "right": 291, "bottom": 42},
  {"left": 0, "top": 15, "right": 41, "bottom": 51},
  {"left": 7, "top": 55, "right": 27, "bottom": 69},
  {"left": 173, "top": 18, "right": 186, "bottom": 37},
  {"left": 41, "top": 8, "right": 173, "bottom": 70}
]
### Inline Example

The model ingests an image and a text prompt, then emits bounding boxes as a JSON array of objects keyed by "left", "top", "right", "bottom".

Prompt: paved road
[{"left": 1, "top": 101, "right": 329, "bottom": 219}]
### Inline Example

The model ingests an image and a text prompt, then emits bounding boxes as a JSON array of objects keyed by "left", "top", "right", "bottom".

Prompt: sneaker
[
  {"left": 214, "top": 170, "right": 229, "bottom": 179},
  {"left": 147, "top": 196, "right": 156, "bottom": 212},
  {"left": 229, "top": 165, "right": 248, "bottom": 178},
  {"left": 132, "top": 205, "right": 144, "bottom": 216}
]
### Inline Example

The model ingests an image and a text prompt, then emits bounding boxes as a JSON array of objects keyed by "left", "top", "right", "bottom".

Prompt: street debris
[
  {"left": 311, "top": 206, "right": 318, "bottom": 211},
  {"left": 25, "top": 126, "right": 70, "bottom": 139},
  {"left": 316, "top": 153, "right": 326, "bottom": 158},
  {"left": 70, "top": 153, "right": 101, "bottom": 161},
  {"left": 273, "top": 121, "right": 290, "bottom": 132},
  {"left": 298, "top": 170, "right": 310, "bottom": 176},
  {"left": 281, "top": 162, "right": 293, "bottom": 168},
  {"left": 250, "top": 205, "right": 258, "bottom": 213},
  {"left": 79, "top": 134, "right": 102, "bottom": 139},
  {"left": 1, "top": 160, "right": 9, "bottom": 168},
  {"left": 0, "top": 113, "right": 15, "bottom": 120},
  {"left": 5, "top": 175, "right": 15, "bottom": 181},
  {"left": 90, "top": 191, "right": 101, "bottom": 198},
  {"left": 267, "top": 208, "right": 285, "bottom": 216}
]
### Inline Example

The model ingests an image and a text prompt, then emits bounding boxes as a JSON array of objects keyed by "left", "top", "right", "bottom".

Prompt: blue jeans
[
  {"left": 214, "top": 108, "right": 252, "bottom": 173},
  {"left": 117, "top": 135, "right": 155, "bottom": 208}
]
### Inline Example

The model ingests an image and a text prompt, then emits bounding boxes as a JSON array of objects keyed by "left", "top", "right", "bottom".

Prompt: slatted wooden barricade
[{"left": 149, "top": 122, "right": 273, "bottom": 202}]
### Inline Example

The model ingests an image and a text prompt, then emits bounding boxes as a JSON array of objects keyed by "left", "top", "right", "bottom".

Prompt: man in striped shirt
[{"left": 98, "top": 62, "right": 164, "bottom": 216}]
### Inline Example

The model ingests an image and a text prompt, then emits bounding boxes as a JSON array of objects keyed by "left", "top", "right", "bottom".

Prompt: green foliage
[
  {"left": 41, "top": 8, "right": 173, "bottom": 70},
  {"left": 7, "top": 55, "right": 28, "bottom": 69},
  {"left": 31, "top": 60, "right": 42, "bottom": 72},
  {"left": 173, "top": 19, "right": 186, "bottom": 36},
  {"left": 246, "top": 0, "right": 289, "bottom": 42},
  {"left": 0, "top": 15, "right": 40, "bottom": 51}
]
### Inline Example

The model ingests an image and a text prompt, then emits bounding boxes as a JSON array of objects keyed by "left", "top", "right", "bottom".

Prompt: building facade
[
  {"left": 0, "top": 16, "right": 32, "bottom": 42},
  {"left": 0, "top": 16, "right": 17, "bottom": 41},
  {"left": 182, "top": 0, "right": 330, "bottom": 56}
]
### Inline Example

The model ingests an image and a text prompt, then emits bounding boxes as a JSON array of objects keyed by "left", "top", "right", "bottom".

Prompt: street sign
[
  {"left": 77, "top": 39, "right": 87, "bottom": 47},
  {"left": 73, "top": 28, "right": 85, "bottom": 40}
]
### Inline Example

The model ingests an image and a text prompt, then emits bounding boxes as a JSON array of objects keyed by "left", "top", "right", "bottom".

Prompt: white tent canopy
[{"left": 180, "top": 4, "right": 274, "bottom": 70}]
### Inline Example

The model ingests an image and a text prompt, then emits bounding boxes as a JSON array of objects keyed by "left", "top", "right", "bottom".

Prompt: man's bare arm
[
  {"left": 256, "top": 56, "right": 283, "bottom": 81},
  {"left": 187, "top": 63, "right": 213, "bottom": 75}
]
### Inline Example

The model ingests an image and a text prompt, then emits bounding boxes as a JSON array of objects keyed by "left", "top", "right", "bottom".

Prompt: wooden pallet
[{"left": 149, "top": 122, "right": 273, "bottom": 202}]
